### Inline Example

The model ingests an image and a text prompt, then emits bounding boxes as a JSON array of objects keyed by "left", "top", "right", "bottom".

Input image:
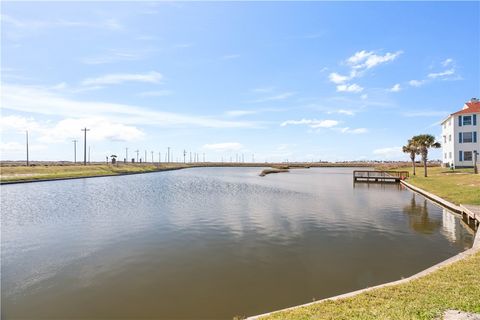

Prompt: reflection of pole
[{"left": 26, "top": 131, "right": 29, "bottom": 166}]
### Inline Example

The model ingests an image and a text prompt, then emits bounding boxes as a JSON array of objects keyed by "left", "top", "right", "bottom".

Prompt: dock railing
[{"left": 353, "top": 170, "right": 409, "bottom": 182}]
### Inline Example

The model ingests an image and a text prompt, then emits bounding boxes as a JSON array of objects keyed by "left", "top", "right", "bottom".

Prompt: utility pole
[
  {"left": 167, "top": 147, "right": 170, "bottom": 163},
  {"left": 190, "top": 152, "right": 192, "bottom": 163},
  {"left": 151, "top": 151, "right": 154, "bottom": 163},
  {"left": 183, "top": 150, "right": 186, "bottom": 163},
  {"left": 159, "top": 152, "right": 161, "bottom": 163},
  {"left": 72, "top": 139, "right": 78, "bottom": 163},
  {"left": 145, "top": 150, "right": 147, "bottom": 163},
  {"left": 81, "top": 128, "right": 90, "bottom": 166},
  {"left": 135, "top": 150, "right": 139, "bottom": 163},
  {"left": 26, "top": 131, "right": 29, "bottom": 166},
  {"left": 125, "top": 147, "right": 128, "bottom": 163}
]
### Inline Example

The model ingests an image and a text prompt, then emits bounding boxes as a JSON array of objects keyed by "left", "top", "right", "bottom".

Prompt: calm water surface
[{"left": 1, "top": 167, "right": 474, "bottom": 319}]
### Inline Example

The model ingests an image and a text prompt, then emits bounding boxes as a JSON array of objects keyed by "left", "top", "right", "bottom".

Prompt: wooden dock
[
  {"left": 353, "top": 170, "right": 409, "bottom": 183},
  {"left": 460, "top": 204, "right": 480, "bottom": 229}
]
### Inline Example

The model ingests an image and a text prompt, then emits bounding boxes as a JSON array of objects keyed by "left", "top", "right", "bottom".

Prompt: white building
[{"left": 441, "top": 98, "right": 479, "bottom": 168}]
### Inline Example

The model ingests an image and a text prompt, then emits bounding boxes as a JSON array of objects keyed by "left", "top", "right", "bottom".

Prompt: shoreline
[
  {"left": 0, "top": 163, "right": 371, "bottom": 185},
  {"left": 246, "top": 182, "right": 479, "bottom": 319}
]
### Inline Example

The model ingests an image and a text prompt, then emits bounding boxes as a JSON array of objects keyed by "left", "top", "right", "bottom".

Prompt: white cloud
[
  {"left": 336, "top": 83, "right": 364, "bottom": 93},
  {"left": 251, "top": 92, "right": 296, "bottom": 103},
  {"left": 38, "top": 118, "right": 144, "bottom": 143},
  {"left": 373, "top": 146, "right": 403, "bottom": 159},
  {"left": 281, "top": 119, "right": 339, "bottom": 128},
  {"left": 225, "top": 110, "right": 258, "bottom": 117},
  {"left": 1, "top": 84, "right": 259, "bottom": 129},
  {"left": 251, "top": 87, "right": 275, "bottom": 93},
  {"left": 137, "top": 90, "right": 173, "bottom": 97},
  {"left": 347, "top": 50, "right": 403, "bottom": 69},
  {"left": 442, "top": 58, "right": 453, "bottom": 67},
  {"left": 0, "top": 115, "right": 42, "bottom": 132},
  {"left": 328, "top": 72, "right": 350, "bottom": 84},
  {"left": 328, "top": 50, "right": 402, "bottom": 93},
  {"left": 81, "top": 50, "right": 145, "bottom": 65},
  {"left": 409, "top": 79, "right": 426, "bottom": 87},
  {"left": 327, "top": 109, "right": 355, "bottom": 116},
  {"left": 360, "top": 94, "right": 368, "bottom": 100},
  {"left": 427, "top": 69, "right": 455, "bottom": 79},
  {"left": 339, "top": 127, "right": 368, "bottom": 134},
  {"left": 0, "top": 115, "right": 144, "bottom": 143},
  {"left": 390, "top": 84, "right": 401, "bottom": 92},
  {"left": 81, "top": 71, "right": 163, "bottom": 86},
  {"left": 203, "top": 142, "right": 243, "bottom": 152}
]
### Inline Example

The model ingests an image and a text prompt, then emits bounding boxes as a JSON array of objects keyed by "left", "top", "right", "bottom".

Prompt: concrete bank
[{"left": 247, "top": 184, "right": 480, "bottom": 320}]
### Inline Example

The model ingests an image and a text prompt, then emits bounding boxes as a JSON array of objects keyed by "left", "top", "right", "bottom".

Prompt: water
[{"left": 1, "top": 167, "right": 474, "bottom": 319}]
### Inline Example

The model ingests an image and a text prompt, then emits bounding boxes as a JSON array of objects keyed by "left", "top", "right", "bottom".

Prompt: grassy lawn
[
  {"left": 260, "top": 250, "right": 480, "bottom": 320},
  {"left": 396, "top": 166, "right": 479, "bottom": 205},
  {"left": 0, "top": 163, "right": 188, "bottom": 183}
]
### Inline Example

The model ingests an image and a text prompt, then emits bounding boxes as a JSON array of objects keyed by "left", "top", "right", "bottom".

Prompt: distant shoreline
[{"left": 0, "top": 162, "right": 384, "bottom": 185}]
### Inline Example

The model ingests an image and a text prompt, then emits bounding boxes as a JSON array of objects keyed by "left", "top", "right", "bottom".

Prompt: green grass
[
  {"left": 0, "top": 163, "right": 188, "bottom": 183},
  {"left": 260, "top": 250, "right": 480, "bottom": 320},
  {"left": 382, "top": 166, "right": 480, "bottom": 205}
]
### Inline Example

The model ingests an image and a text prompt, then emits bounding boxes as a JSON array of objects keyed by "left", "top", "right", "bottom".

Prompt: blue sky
[{"left": 1, "top": 1, "right": 479, "bottom": 162}]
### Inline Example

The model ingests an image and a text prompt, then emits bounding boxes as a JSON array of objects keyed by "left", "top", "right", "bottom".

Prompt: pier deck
[{"left": 353, "top": 170, "right": 409, "bottom": 183}]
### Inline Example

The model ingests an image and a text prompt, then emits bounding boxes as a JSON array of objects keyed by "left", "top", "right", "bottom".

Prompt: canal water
[{"left": 1, "top": 167, "right": 474, "bottom": 319}]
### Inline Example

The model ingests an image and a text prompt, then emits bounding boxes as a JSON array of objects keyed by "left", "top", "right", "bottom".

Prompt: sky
[{"left": 1, "top": 1, "right": 479, "bottom": 162}]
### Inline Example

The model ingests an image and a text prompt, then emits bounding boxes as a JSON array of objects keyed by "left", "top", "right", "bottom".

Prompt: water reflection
[
  {"left": 403, "top": 193, "right": 442, "bottom": 234},
  {"left": 1, "top": 167, "right": 474, "bottom": 319}
]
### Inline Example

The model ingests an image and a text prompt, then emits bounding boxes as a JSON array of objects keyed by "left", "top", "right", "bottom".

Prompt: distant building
[{"left": 441, "top": 98, "right": 479, "bottom": 168}]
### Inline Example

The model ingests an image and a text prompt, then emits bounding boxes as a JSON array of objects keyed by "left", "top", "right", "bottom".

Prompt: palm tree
[
  {"left": 402, "top": 139, "right": 419, "bottom": 176},
  {"left": 411, "top": 134, "right": 441, "bottom": 177}
]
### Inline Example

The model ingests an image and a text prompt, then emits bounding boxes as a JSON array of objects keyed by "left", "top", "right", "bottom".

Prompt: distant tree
[
  {"left": 402, "top": 139, "right": 420, "bottom": 176},
  {"left": 111, "top": 154, "right": 117, "bottom": 165},
  {"left": 411, "top": 134, "right": 441, "bottom": 177}
]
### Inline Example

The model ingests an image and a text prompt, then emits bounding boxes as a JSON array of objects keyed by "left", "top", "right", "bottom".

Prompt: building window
[
  {"left": 464, "top": 151, "right": 473, "bottom": 161},
  {"left": 463, "top": 115, "right": 472, "bottom": 126},
  {"left": 463, "top": 132, "right": 473, "bottom": 143},
  {"left": 449, "top": 134, "right": 451, "bottom": 142},
  {"left": 443, "top": 136, "right": 446, "bottom": 143},
  {"left": 449, "top": 152, "right": 452, "bottom": 159},
  {"left": 444, "top": 153, "right": 447, "bottom": 159},
  {"left": 459, "top": 151, "right": 463, "bottom": 161}
]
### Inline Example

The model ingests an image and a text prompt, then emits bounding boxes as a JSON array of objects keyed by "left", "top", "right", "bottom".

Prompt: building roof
[{"left": 452, "top": 100, "right": 480, "bottom": 115}]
